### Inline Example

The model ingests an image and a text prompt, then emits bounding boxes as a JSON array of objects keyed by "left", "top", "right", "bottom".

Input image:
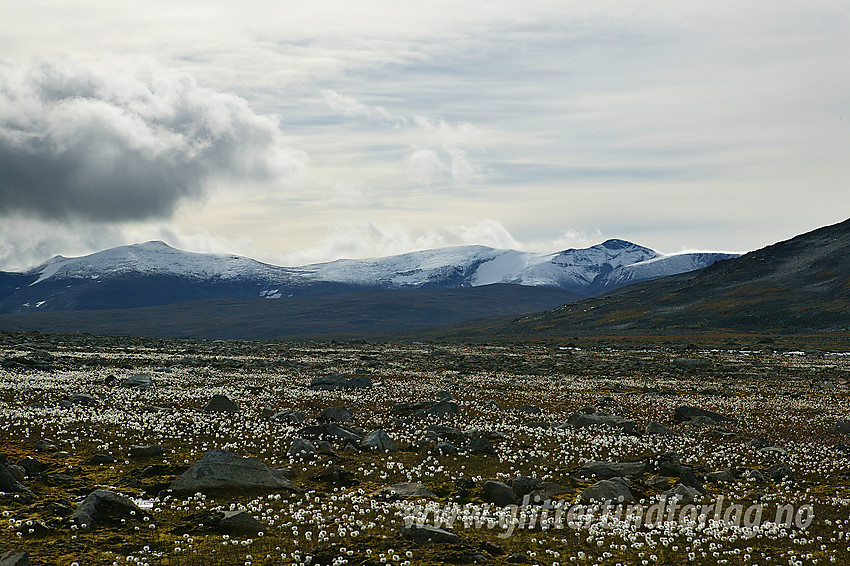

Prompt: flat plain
[{"left": 2, "top": 331, "right": 850, "bottom": 565}]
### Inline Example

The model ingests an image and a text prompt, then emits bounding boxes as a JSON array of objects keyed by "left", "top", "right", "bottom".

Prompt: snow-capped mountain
[{"left": 0, "top": 239, "right": 738, "bottom": 313}]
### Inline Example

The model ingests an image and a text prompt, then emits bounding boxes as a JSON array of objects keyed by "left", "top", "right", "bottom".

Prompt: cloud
[
  {"left": 275, "top": 218, "right": 523, "bottom": 266},
  {"left": 322, "top": 90, "right": 484, "bottom": 188},
  {"left": 0, "top": 57, "right": 307, "bottom": 223}
]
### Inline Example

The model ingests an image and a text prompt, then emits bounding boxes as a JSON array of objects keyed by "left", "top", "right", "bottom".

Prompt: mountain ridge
[{"left": 0, "top": 238, "right": 738, "bottom": 314}]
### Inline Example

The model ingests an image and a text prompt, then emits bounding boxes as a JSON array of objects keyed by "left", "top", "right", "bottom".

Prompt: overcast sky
[{"left": 1, "top": 1, "right": 848, "bottom": 270}]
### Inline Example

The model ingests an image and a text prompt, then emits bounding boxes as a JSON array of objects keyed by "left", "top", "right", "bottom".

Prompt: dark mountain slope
[
  {"left": 0, "top": 284, "right": 582, "bottom": 340},
  {"left": 501, "top": 218, "right": 850, "bottom": 335}
]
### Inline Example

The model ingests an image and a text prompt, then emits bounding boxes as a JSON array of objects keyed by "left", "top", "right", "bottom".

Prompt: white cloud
[{"left": 274, "top": 218, "right": 523, "bottom": 266}]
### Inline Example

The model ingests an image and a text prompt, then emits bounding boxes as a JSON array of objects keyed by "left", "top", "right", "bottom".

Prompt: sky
[{"left": 1, "top": 0, "right": 848, "bottom": 270}]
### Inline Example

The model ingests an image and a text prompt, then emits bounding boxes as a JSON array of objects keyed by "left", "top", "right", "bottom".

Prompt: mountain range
[{"left": 0, "top": 239, "right": 736, "bottom": 314}]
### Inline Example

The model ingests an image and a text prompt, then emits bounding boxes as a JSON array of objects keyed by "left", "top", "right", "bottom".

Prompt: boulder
[
  {"left": 378, "top": 482, "right": 437, "bottom": 498},
  {"left": 482, "top": 481, "right": 516, "bottom": 506},
  {"left": 121, "top": 372, "right": 153, "bottom": 388},
  {"left": 203, "top": 394, "right": 240, "bottom": 413},
  {"left": 412, "top": 400, "right": 459, "bottom": 419},
  {"left": 67, "top": 393, "right": 97, "bottom": 407},
  {"left": 297, "top": 424, "right": 362, "bottom": 445},
  {"left": 464, "top": 435, "right": 496, "bottom": 455},
  {"left": 645, "top": 421, "right": 674, "bottom": 435},
  {"left": 309, "top": 373, "right": 373, "bottom": 391},
  {"left": 0, "top": 551, "right": 31, "bottom": 566},
  {"left": 288, "top": 438, "right": 317, "bottom": 459},
  {"left": 16, "top": 457, "right": 41, "bottom": 477},
  {"left": 321, "top": 406, "right": 353, "bottom": 423},
  {"left": 0, "top": 463, "right": 30, "bottom": 493},
  {"left": 220, "top": 510, "right": 267, "bottom": 535},
  {"left": 579, "top": 477, "right": 634, "bottom": 504},
  {"left": 566, "top": 410, "right": 638, "bottom": 434},
  {"left": 572, "top": 460, "right": 647, "bottom": 480},
  {"left": 70, "top": 489, "right": 147, "bottom": 530},
  {"left": 362, "top": 430, "right": 398, "bottom": 452},
  {"left": 86, "top": 454, "right": 117, "bottom": 465},
  {"left": 128, "top": 445, "right": 167, "bottom": 458},
  {"left": 269, "top": 410, "right": 306, "bottom": 424},
  {"left": 663, "top": 483, "right": 702, "bottom": 505},
  {"left": 401, "top": 523, "right": 461, "bottom": 544},
  {"left": 169, "top": 450, "right": 297, "bottom": 493},
  {"left": 673, "top": 406, "right": 734, "bottom": 424}
]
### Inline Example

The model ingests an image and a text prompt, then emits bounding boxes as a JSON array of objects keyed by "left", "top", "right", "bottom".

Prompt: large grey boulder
[
  {"left": 645, "top": 421, "right": 674, "bottom": 435},
  {"left": 572, "top": 460, "right": 647, "bottom": 480},
  {"left": 362, "top": 429, "right": 398, "bottom": 452},
  {"left": 204, "top": 394, "right": 241, "bottom": 413},
  {"left": 70, "top": 489, "right": 147, "bottom": 530},
  {"left": 122, "top": 372, "right": 153, "bottom": 388},
  {"left": 170, "top": 450, "right": 297, "bottom": 493},
  {"left": 310, "top": 373, "right": 373, "bottom": 391},
  {"left": 579, "top": 477, "right": 634, "bottom": 504},
  {"left": 566, "top": 409, "right": 638, "bottom": 434}
]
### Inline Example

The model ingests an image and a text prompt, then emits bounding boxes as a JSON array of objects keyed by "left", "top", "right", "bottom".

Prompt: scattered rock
[
  {"left": 321, "top": 406, "right": 354, "bottom": 423},
  {"left": 0, "top": 463, "right": 30, "bottom": 493},
  {"left": 269, "top": 410, "right": 306, "bottom": 424},
  {"left": 516, "top": 405, "right": 542, "bottom": 414},
  {"left": 297, "top": 424, "right": 362, "bottom": 445},
  {"left": 362, "top": 429, "right": 398, "bottom": 452},
  {"left": 579, "top": 477, "right": 634, "bottom": 504},
  {"left": 0, "top": 551, "right": 31, "bottom": 566},
  {"left": 566, "top": 409, "right": 639, "bottom": 434},
  {"left": 764, "top": 463, "right": 795, "bottom": 483},
  {"left": 87, "top": 454, "right": 118, "bottom": 465},
  {"left": 70, "top": 489, "right": 147, "bottom": 530},
  {"left": 482, "top": 480, "right": 516, "bottom": 506},
  {"left": 220, "top": 510, "right": 267, "bottom": 535},
  {"left": 431, "top": 441, "right": 457, "bottom": 456},
  {"left": 401, "top": 523, "right": 461, "bottom": 544},
  {"left": 203, "top": 394, "right": 241, "bottom": 413},
  {"left": 128, "top": 445, "right": 167, "bottom": 458},
  {"left": 311, "top": 465, "right": 357, "bottom": 487},
  {"left": 67, "top": 393, "right": 97, "bottom": 407},
  {"left": 35, "top": 440, "right": 58, "bottom": 453},
  {"left": 288, "top": 438, "right": 317, "bottom": 459},
  {"left": 378, "top": 482, "right": 437, "bottom": 498},
  {"left": 506, "top": 553, "right": 531, "bottom": 564},
  {"left": 310, "top": 373, "right": 372, "bottom": 391},
  {"left": 412, "top": 399, "right": 459, "bottom": 419},
  {"left": 645, "top": 421, "right": 674, "bottom": 435},
  {"left": 645, "top": 475, "right": 671, "bottom": 491},
  {"left": 121, "top": 372, "right": 153, "bottom": 388},
  {"left": 170, "top": 450, "right": 298, "bottom": 493},
  {"left": 831, "top": 422, "right": 850, "bottom": 434},
  {"left": 464, "top": 435, "right": 496, "bottom": 455},
  {"left": 479, "top": 541, "right": 505, "bottom": 556},
  {"left": 572, "top": 460, "right": 647, "bottom": 480},
  {"left": 673, "top": 406, "right": 734, "bottom": 425},
  {"left": 16, "top": 457, "right": 41, "bottom": 477},
  {"left": 663, "top": 483, "right": 702, "bottom": 504},
  {"left": 671, "top": 357, "right": 711, "bottom": 370}
]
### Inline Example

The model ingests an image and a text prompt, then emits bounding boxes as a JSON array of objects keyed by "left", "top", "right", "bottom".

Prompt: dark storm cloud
[{"left": 0, "top": 58, "right": 306, "bottom": 222}]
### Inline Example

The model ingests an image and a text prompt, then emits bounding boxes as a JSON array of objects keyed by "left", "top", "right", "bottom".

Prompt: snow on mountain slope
[
  {"left": 16, "top": 239, "right": 739, "bottom": 296},
  {"left": 28, "top": 241, "right": 298, "bottom": 285},
  {"left": 593, "top": 252, "right": 739, "bottom": 291}
]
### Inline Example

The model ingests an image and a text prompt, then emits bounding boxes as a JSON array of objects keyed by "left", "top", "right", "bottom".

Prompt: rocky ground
[{"left": 2, "top": 331, "right": 850, "bottom": 565}]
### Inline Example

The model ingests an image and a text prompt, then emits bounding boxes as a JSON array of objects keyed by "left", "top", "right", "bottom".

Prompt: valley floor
[{"left": 1, "top": 332, "right": 850, "bottom": 565}]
